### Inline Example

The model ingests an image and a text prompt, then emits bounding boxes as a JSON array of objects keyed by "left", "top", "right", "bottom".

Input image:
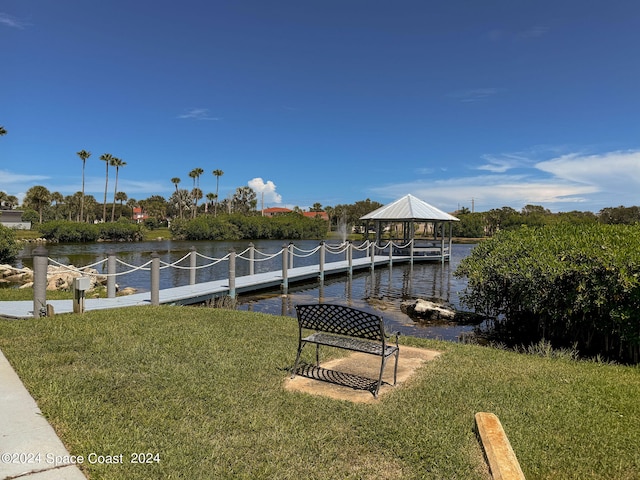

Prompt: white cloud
[
  {"left": 536, "top": 151, "right": 640, "bottom": 192},
  {"left": 248, "top": 177, "right": 282, "bottom": 205},
  {"left": 371, "top": 149, "right": 640, "bottom": 213},
  {"left": 478, "top": 153, "right": 529, "bottom": 173},
  {"left": 0, "top": 13, "right": 28, "bottom": 29},
  {"left": 177, "top": 108, "right": 220, "bottom": 121},
  {"left": 0, "top": 170, "right": 49, "bottom": 184}
]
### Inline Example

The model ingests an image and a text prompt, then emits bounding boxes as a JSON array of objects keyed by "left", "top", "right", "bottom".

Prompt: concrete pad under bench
[{"left": 284, "top": 345, "right": 441, "bottom": 403}]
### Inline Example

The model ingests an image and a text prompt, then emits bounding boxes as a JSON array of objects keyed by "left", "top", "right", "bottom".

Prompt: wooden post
[
  {"left": 348, "top": 241, "right": 353, "bottom": 276},
  {"left": 249, "top": 242, "right": 255, "bottom": 276},
  {"left": 410, "top": 238, "right": 415, "bottom": 265},
  {"left": 228, "top": 248, "right": 236, "bottom": 299},
  {"left": 448, "top": 222, "right": 453, "bottom": 262},
  {"left": 189, "top": 246, "right": 197, "bottom": 285},
  {"left": 441, "top": 222, "right": 446, "bottom": 264},
  {"left": 107, "top": 251, "right": 116, "bottom": 298},
  {"left": 289, "top": 242, "right": 294, "bottom": 269},
  {"left": 318, "top": 241, "right": 325, "bottom": 282},
  {"left": 370, "top": 241, "right": 376, "bottom": 272},
  {"left": 150, "top": 252, "right": 160, "bottom": 306},
  {"left": 32, "top": 245, "right": 48, "bottom": 318},
  {"left": 281, "top": 243, "right": 289, "bottom": 294}
]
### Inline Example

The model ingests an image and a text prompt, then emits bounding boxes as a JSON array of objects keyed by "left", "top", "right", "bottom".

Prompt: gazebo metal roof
[{"left": 360, "top": 194, "right": 459, "bottom": 222}]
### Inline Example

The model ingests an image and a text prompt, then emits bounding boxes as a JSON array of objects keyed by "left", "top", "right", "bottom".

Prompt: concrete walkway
[{"left": 0, "top": 349, "right": 86, "bottom": 480}]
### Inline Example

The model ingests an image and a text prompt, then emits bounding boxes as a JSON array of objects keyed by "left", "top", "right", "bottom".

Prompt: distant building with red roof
[
  {"left": 132, "top": 207, "right": 148, "bottom": 223},
  {"left": 262, "top": 207, "right": 292, "bottom": 217},
  {"left": 262, "top": 207, "right": 328, "bottom": 221},
  {"left": 302, "top": 211, "right": 329, "bottom": 221}
]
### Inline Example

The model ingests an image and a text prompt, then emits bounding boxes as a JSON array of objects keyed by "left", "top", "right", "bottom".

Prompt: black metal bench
[{"left": 291, "top": 303, "right": 400, "bottom": 398}]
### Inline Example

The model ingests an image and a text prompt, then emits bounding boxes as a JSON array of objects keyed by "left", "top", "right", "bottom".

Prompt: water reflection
[{"left": 18, "top": 240, "right": 475, "bottom": 340}]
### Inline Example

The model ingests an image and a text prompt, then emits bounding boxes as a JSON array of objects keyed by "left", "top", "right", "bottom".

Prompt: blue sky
[{"left": 2, "top": 0, "right": 640, "bottom": 213}]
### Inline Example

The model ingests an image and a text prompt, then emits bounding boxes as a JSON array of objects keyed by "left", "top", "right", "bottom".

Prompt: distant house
[
  {"left": 262, "top": 207, "right": 292, "bottom": 217},
  {"left": 0, "top": 210, "right": 31, "bottom": 230},
  {"left": 302, "top": 211, "right": 329, "bottom": 221},
  {"left": 132, "top": 207, "right": 148, "bottom": 223},
  {"left": 262, "top": 207, "right": 329, "bottom": 221}
]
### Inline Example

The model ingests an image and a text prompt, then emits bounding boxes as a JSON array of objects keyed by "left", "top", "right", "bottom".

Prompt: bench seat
[
  {"left": 302, "top": 332, "right": 398, "bottom": 357},
  {"left": 292, "top": 303, "right": 400, "bottom": 398}
]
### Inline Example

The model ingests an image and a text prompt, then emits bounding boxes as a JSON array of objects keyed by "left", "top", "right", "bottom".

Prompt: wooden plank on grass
[{"left": 475, "top": 412, "right": 526, "bottom": 480}]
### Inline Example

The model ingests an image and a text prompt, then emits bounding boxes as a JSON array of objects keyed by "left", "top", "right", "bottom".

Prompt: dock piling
[
  {"left": 228, "top": 248, "right": 236, "bottom": 299},
  {"left": 151, "top": 252, "right": 160, "bottom": 306},
  {"left": 107, "top": 251, "right": 116, "bottom": 298},
  {"left": 189, "top": 247, "right": 197, "bottom": 285},
  {"left": 32, "top": 245, "right": 48, "bottom": 318}
]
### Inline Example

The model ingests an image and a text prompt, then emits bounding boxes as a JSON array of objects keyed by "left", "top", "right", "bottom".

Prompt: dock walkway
[{"left": 1, "top": 255, "right": 410, "bottom": 319}]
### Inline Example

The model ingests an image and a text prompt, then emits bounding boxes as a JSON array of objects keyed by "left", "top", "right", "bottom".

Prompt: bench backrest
[{"left": 295, "top": 304, "right": 385, "bottom": 341}]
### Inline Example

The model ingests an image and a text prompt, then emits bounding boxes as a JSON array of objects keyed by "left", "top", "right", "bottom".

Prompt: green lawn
[{"left": 0, "top": 306, "right": 638, "bottom": 479}]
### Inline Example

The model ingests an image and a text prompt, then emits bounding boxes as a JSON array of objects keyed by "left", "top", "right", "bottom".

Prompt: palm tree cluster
[
  {"left": 94, "top": 152, "right": 127, "bottom": 222},
  {"left": 169, "top": 169, "right": 224, "bottom": 220}
]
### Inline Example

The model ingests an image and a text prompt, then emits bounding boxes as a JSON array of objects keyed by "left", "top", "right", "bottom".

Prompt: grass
[
  {"left": 0, "top": 286, "right": 108, "bottom": 301},
  {"left": 0, "top": 287, "right": 74, "bottom": 301},
  {"left": 142, "top": 227, "right": 171, "bottom": 241},
  {"left": 14, "top": 229, "right": 44, "bottom": 241},
  {"left": 0, "top": 306, "right": 639, "bottom": 479}
]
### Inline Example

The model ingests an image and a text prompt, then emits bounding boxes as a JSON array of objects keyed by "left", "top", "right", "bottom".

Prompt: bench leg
[
  {"left": 393, "top": 349, "right": 399, "bottom": 386},
  {"left": 290, "top": 341, "right": 305, "bottom": 379},
  {"left": 374, "top": 356, "right": 387, "bottom": 398}
]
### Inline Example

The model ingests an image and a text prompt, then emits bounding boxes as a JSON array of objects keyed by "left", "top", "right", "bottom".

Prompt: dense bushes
[
  {"left": 39, "top": 220, "right": 143, "bottom": 242},
  {"left": 0, "top": 224, "right": 20, "bottom": 263},
  {"left": 170, "top": 214, "right": 329, "bottom": 241},
  {"left": 455, "top": 224, "right": 640, "bottom": 363}
]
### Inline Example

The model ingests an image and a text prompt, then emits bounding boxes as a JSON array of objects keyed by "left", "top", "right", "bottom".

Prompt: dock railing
[{"left": 31, "top": 239, "right": 449, "bottom": 317}]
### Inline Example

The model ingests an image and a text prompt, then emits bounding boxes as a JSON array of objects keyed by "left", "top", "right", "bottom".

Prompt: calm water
[{"left": 18, "top": 240, "right": 477, "bottom": 340}]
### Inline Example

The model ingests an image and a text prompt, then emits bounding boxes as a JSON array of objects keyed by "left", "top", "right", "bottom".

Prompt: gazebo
[{"left": 359, "top": 194, "right": 459, "bottom": 262}]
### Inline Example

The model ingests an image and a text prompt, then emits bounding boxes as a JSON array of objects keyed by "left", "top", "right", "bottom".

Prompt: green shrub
[
  {"left": 0, "top": 224, "right": 20, "bottom": 263},
  {"left": 171, "top": 214, "right": 329, "bottom": 241},
  {"left": 98, "top": 222, "right": 144, "bottom": 241},
  {"left": 39, "top": 220, "right": 99, "bottom": 242},
  {"left": 452, "top": 212, "right": 485, "bottom": 237},
  {"left": 455, "top": 224, "right": 640, "bottom": 363},
  {"left": 39, "top": 221, "right": 143, "bottom": 242}
]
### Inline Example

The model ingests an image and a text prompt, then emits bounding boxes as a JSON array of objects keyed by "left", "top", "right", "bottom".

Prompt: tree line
[{"left": 452, "top": 204, "right": 640, "bottom": 237}]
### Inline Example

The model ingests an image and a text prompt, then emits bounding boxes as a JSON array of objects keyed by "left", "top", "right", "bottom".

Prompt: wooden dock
[{"left": 1, "top": 255, "right": 414, "bottom": 320}]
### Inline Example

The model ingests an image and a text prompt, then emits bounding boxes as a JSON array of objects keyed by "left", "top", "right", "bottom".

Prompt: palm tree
[
  {"left": 24, "top": 185, "right": 51, "bottom": 223},
  {"left": 127, "top": 198, "right": 137, "bottom": 220},
  {"left": 191, "top": 188, "right": 203, "bottom": 218},
  {"left": 115, "top": 191, "right": 128, "bottom": 218},
  {"left": 205, "top": 192, "right": 216, "bottom": 213},
  {"left": 99, "top": 153, "right": 114, "bottom": 221},
  {"left": 171, "top": 177, "right": 182, "bottom": 218},
  {"left": 194, "top": 167, "right": 204, "bottom": 186},
  {"left": 5, "top": 195, "right": 18, "bottom": 210},
  {"left": 110, "top": 157, "right": 126, "bottom": 221},
  {"left": 76, "top": 150, "right": 91, "bottom": 222},
  {"left": 212, "top": 169, "right": 224, "bottom": 216},
  {"left": 171, "top": 189, "right": 191, "bottom": 219},
  {"left": 189, "top": 168, "right": 204, "bottom": 217}
]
